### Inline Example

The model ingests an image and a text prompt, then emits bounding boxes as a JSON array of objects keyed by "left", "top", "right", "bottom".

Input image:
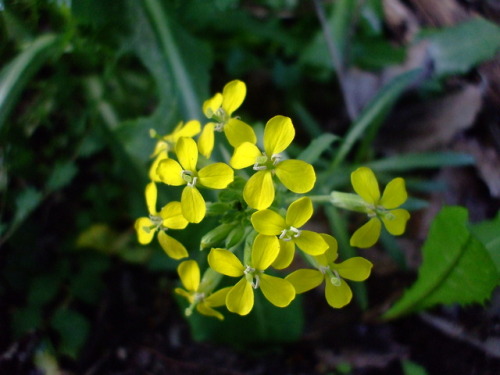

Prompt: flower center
[
  {"left": 244, "top": 265, "right": 261, "bottom": 289},
  {"left": 212, "top": 108, "right": 229, "bottom": 131},
  {"left": 279, "top": 226, "right": 302, "bottom": 241},
  {"left": 253, "top": 153, "right": 281, "bottom": 171},
  {"left": 181, "top": 170, "right": 198, "bottom": 187}
]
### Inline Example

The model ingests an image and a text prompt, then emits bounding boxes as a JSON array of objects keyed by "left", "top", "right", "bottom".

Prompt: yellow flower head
[
  {"left": 198, "top": 80, "right": 256, "bottom": 158},
  {"left": 134, "top": 182, "right": 189, "bottom": 259},
  {"left": 286, "top": 234, "right": 373, "bottom": 308},
  {"left": 349, "top": 167, "right": 411, "bottom": 248},
  {"left": 174, "top": 260, "right": 230, "bottom": 320},
  {"left": 156, "top": 137, "right": 234, "bottom": 223},
  {"left": 208, "top": 234, "right": 296, "bottom": 316},
  {"left": 251, "top": 197, "right": 328, "bottom": 268},
  {"left": 230, "top": 115, "right": 316, "bottom": 210},
  {"left": 149, "top": 120, "right": 201, "bottom": 181}
]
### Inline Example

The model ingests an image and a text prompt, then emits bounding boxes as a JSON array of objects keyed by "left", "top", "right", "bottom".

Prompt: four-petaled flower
[
  {"left": 174, "top": 260, "right": 231, "bottom": 320},
  {"left": 230, "top": 115, "right": 316, "bottom": 210},
  {"left": 149, "top": 120, "right": 201, "bottom": 182},
  {"left": 251, "top": 197, "right": 328, "bottom": 268},
  {"left": 134, "top": 182, "right": 189, "bottom": 259},
  {"left": 350, "top": 167, "right": 410, "bottom": 248},
  {"left": 198, "top": 80, "right": 256, "bottom": 158},
  {"left": 156, "top": 137, "right": 234, "bottom": 223},
  {"left": 286, "top": 234, "right": 373, "bottom": 308},
  {"left": 208, "top": 234, "right": 296, "bottom": 316}
]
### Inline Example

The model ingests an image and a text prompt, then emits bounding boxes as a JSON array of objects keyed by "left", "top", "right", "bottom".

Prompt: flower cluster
[{"left": 135, "top": 80, "right": 410, "bottom": 319}]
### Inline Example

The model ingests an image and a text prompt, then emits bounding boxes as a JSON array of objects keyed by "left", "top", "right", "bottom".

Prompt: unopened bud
[{"left": 200, "top": 223, "right": 235, "bottom": 250}]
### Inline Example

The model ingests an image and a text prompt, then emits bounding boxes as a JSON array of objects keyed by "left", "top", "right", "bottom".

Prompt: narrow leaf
[
  {"left": 383, "top": 206, "right": 499, "bottom": 320},
  {"left": 367, "top": 152, "right": 475, "bottom": 172},
  {"left": 298, "top": 133, "right": 339, "bottom": 164}
]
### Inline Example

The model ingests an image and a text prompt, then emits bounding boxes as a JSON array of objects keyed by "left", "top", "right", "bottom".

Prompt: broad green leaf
[
  {"left": 383, "top": 206, "right": 500, "bottom": 320},
  {"left": 51, "top": 308, "right": 90, "bottom": 358},
  {"left": 298, "top": 133, "right": 339, "bottom": 164},
  {"left": 46, "top": 161, "right": 78, "bottom": 191},
  {"left": 14, "top": 187, "right": 43, "bottom": 226},
  {"left": 402, "top": 360, "right": 429, "bottom": 375},
  {"left": 470, "top": 212, "right": 500, "bottom": 272},
  {"left": 426, "top": 17, "right": 500, "bottom": 77},
  {"left": 331, "top": 69, "right": 421, "bottom": 168},
  {"left": 367, "top": 152, "right": 475, "bottom": 172},
  {"left": 0, "top": 34, "right": 65, "bottom": 130}
]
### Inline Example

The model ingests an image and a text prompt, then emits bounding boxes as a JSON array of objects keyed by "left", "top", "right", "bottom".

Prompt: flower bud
[{"left": 200, "top": 223, "right": 235, "bottom": 250}]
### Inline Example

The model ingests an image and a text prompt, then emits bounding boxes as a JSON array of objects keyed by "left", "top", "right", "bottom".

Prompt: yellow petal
[
  {"left": 349, "top": 217, "right": 381, "bottom": 248},
  {"left": 134, "top": 217, "right": 155, "bottom": 244},
  {"left": 224, "top": 119, "right": 256, "bottom": 147},
  {"left": 203, "top": 93, "right": 223, "bottom": 118},
  {"left": 351, "top": 167, "right": 380, "bottom": 205},
  {"left": 285, "top": 269, "right": 324, "bottom": 294},
  {"left": 145, "top": 182, "right": 158, "bottom": 215},
  {"left": 251, "top": 209, "right": 286, "bottom": 235},
  {"left": 226, "top": 278, "right": 254, "bottom": 315},
  {"left": 174, "top": 287, "right": 193, "bottom": 303},
  {"left": 230, "top": 142, "right": 261, "bottom": 169},
  {"left": 159, "top": 201, "right": 188, "bottom": 229},
  {"left": 196, "top": 302, "right": 224, "bottom": 320},
  {"left": 263, "top": 115, "right": 295, "bottom": 156},
  {"left": 173, "top": 120, "right": 201, "bottom": 141},
  {"left": 176, "top": 137, "right": 198, "bottom": 172},
  {"left": 243, "top": 170, "right": 275, "bottom": 210},
  {"left": 294, "top": 230, "right": 328, "bottom": 255},
  {"left": 275, "top": 159, "right": 316, "bottom": 193},
  {"left": 208, "top": 248, "right": 244, "bottom": 277},
  {"left": 198, "top": 163, "right": 234, "bottom": 189},
  {"left": 321, "top": 233, "right": 339, "bottom": 263},
  {"left": 157, "top": 231, "right": 188, "bottom": 260},
  {"left": 382, "top": 209, "right": 410, "bottom": 235},
  {"left": 335, "top": 257, "right": 373, "bottom": 281},
  {"left": 251, "top": 234, "right": 279, "bottom": 270},
  {"left": 221, "top": 80, "right": 246, "bottom": 115},
  {"left": 177, "top": 260, "right": 200, "bottom": 292},
  {"left": 272, "top": 240, "right": 295, "bottom": 269},
  {"left": 380, "top": 177, "right": 407, "bottom": 209},
  {"left": 156, "top": 158, "right": 184, "bottom": 186},
  {"left": 149, "top": 151, "right": 168, "bottom": 182},
  {"left": 259, "top": 274, "right": 295, "bottom": 307},
  {"left": 204, "top": 287, "right": 231, "bottom": 307},
  {"left": 197, "top": 123, "right": 215, "bottom": 159},
  {"left": 286, "top": 197, "right": 313, "bottom": 228},
  {"left": 325, "top": 277, "right": 352, "bottom": 308},
  {"left": 181, "top": 186, "right": 206, "bottom": 223}
]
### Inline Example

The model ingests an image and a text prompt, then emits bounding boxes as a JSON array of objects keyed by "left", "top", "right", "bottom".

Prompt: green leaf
[
  {"left": 0, "top": 34, "right": 65, "bottom": 131},
  {"left": 298, "top": 133, "right": 339, "bottom": 164},
  {"left": 14, "top": 187, "right": 43, "bottom": 226},
  {"left": 367, "top": 152, "right": 475, "bottom": 172},
  {"left": 51, "top": 308, "right": 90, "bottom": 358},
  {"left": 331, "top": 69, "right": 421, "bottom": 169},
  {"left": 46, "top": 161, "right": 78, "bottom": 191},
  {"left": 402, "top": 360, "right": 429, "bottom": 375},
  {"left": 426, "top": 17, "right": 500, "bottom": 77},
  {"left": 183, "top": 287, "right": 304, "bottom": 345},
  {"left": 383, "top": 206, "right": 500, "bottom": 320},
  {"left": 470, "top": 212, "right": 500, "bottom": 272}
]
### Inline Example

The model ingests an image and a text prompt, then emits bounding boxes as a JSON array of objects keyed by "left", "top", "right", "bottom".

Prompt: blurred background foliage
[{"left": 1, "top": 0, "right": 499, "bottom": 371}]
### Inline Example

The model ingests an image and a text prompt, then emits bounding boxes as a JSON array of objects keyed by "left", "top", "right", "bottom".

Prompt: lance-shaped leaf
[{"left": 383, "top": 206, "right": 499, "bottom": 320}]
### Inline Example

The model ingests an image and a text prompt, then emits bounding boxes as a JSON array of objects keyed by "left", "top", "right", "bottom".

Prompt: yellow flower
[
  {"left": 198, "top": 80, "right": 256, "bottom": 158},
  {"left": 230, "top": 115, "right": 316, "bottom": 210},
  {"left": 134, "top": 182, "right": 189, "bottom": 259},
  {"left": 251, "top": 197, "right": 328, "bottom": 268},
  {"left": 156, "top": 137, "right": 234, "bottom": 223},
  {"left": 149, "top": 120, "right": 201, "bottom": 181},
  {"left": 350, "top": 167, "right": 410, "bottom": 248},
  {"left": 174, "top": 260, "right": 231, "bottom": 320},
  {"left": 207, "top": 234, "right": 296, "bottom": 316},
  {"left": 286, "top": 234, "right": 373, "bottom": 308}
]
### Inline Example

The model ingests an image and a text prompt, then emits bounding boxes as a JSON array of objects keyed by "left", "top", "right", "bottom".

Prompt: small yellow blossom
[
  {"left": 251, "top": 197, "right": 328, "bottom": 268},
  {"left": 350, "top": 167, "right": 410, "bottom": 248},
  {"left": 174, "top": 260, "right": 231, "bottom": 320},
  {"left": 156, "top": 137, "right": 234, "bottom": 223},
  {"left": 134, "top": 182, "right": 189, "bottom": 259},
  {"left": 149, "top": 120, "right": 201, "bottom": 181},
  {"left": 230, "top": 115, "right": 316, "bottom": 210},
  {"left": 198, "top": 80, "right": 256, "bottom": 158},
  {"left": 286, "top": 234, "right": 373, "bottom": 308},
  {"left": 208, "top": 234, "right": 296, "bottom": 316}
]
